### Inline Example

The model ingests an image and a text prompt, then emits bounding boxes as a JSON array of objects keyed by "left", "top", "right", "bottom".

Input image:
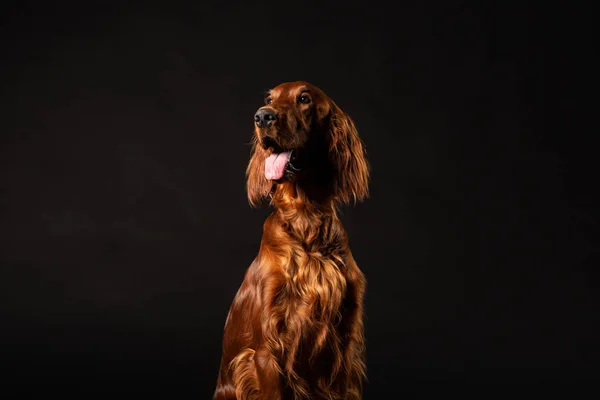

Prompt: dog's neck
[
  {"left": 271, "top": 182, "right": 336, "bottom": 215},
  {"left": 270, "top": 182, "right": 344, "bottom": 252}
]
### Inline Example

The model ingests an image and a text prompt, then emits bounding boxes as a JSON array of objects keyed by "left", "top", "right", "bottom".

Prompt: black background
[{"left": 1, "top": 0, "right": 597, "bottom": 396}]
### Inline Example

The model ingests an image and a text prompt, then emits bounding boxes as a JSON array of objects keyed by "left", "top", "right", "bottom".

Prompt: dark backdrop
[{"left": 1, "top": 0, "right": 597, "bottom": 396}]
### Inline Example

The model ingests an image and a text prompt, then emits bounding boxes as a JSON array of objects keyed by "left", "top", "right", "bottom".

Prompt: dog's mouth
[
  {"left": 261, "top": 135, "right": 301, "bottom": 181},
  {"left": 264, "top": 149, "right": 300, "bottom": 181}
]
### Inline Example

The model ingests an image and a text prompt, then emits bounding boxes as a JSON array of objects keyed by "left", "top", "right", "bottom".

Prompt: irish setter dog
[{"left": 213, "top": 81, "right": 369, "bottom": 400}]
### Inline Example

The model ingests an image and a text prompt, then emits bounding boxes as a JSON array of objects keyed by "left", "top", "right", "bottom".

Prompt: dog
[{"left": 214, "top": 81, "right": 369, "bottom": 400}]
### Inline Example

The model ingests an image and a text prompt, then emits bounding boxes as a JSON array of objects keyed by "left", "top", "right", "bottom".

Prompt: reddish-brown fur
[{"left": 214, "top": 82, "right": 369, "bottom": 399}]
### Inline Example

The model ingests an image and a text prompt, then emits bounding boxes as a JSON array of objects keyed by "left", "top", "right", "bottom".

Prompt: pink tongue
[{"left": 265, "top": 151, "right": 291, "bottom": 180}]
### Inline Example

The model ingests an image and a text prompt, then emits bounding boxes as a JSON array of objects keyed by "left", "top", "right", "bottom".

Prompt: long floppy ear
[
  {"left": 328, "top": 102, "right": 370, "bottom": 205},
  {"left": 246, "top": 136, "right": 272, "bottom": 207}
]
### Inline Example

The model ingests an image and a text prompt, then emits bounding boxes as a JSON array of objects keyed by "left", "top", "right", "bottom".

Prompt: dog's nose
[{"left": 254, "top": 109, "right": 277, "bottom": 128}]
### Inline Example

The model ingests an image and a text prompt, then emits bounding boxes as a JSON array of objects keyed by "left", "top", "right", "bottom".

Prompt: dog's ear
[
  {"left": 246, "top": 136, "right": 272, "bottom": 207},
  {"left": 328, "top": 102, "right": 370, "bottom": 205}
]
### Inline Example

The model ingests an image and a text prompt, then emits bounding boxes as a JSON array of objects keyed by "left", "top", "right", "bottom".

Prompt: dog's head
[{"left": 246, "top": 81, "right": 369, "bottom": 207}]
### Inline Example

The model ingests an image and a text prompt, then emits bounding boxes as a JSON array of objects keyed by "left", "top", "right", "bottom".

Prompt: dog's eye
[
  {"left": 299, "top": 95, "right": 311, "bottom": 104},
  {"left": 265, "top": 97, "right": 273, "bottom": 105}
]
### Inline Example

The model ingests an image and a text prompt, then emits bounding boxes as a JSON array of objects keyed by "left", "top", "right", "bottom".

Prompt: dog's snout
[{"left": 254, "top": 108, "right": 277, "bottom": 128}]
